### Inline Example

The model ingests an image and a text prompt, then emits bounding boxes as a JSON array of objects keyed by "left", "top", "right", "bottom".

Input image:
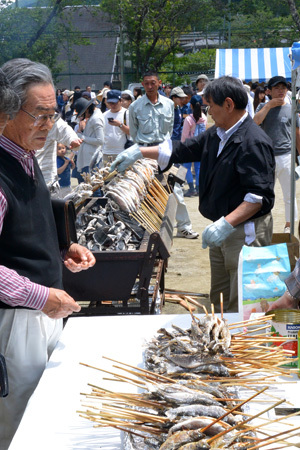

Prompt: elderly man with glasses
[{"left": 0, "top": 58, "right": 96, "bottom": 450}]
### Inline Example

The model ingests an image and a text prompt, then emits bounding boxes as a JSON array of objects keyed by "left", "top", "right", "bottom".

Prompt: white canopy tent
[{"left": 215, "top": 47, "right": 292, "bottom": 82}]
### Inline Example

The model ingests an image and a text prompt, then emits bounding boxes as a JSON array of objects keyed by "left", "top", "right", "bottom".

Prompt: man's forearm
[
  {"left": 140, "top": 145, "right": 160, "bottom": 160},
  {"left": 253, "top": 104, "right": 271, "bottom": 125},
  {"left": 225, "top": 201, "right": 262, "bottom": 227}
]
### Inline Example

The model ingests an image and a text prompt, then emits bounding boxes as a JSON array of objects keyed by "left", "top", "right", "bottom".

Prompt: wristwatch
[{"left": 119, "top": 123, "right": 123, "bottom": 128}]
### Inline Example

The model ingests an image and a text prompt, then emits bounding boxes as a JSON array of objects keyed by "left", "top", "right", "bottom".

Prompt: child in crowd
[{"left": 57, "top": 143, "right": 75, "bottom": 197}]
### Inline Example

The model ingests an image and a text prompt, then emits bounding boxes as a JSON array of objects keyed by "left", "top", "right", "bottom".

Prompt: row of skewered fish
[
  {"left": 80, "top": 313, "right": 298, "bottom": 449},
  {"left": 64, "top": 159, "right": 158, "bottom": 213},
  {"left": 63, "top": 159, "right": 169, "bottom": 251},
  {"left": 125, "top": 315, "right": 246, "bottom": 449}
]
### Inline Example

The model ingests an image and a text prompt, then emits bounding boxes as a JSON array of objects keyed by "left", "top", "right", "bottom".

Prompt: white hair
[{"left": 1, "top": 58, "right": 54, "bottom": 107}]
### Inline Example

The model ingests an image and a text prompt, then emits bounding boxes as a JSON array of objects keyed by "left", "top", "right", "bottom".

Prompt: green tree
[
  {"left": 100, "top": 0, "right": 216, "bottom": 79},
  {"left": 0, "top": 0, "right": 91, "bottom": 78},
  {"left": 159, "top": 50, "right": 216, "bottom": 85}
]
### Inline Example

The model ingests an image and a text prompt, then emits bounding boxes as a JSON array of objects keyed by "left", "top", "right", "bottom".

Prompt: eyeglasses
[{"left": 20, "top": 108, "right": 60, "bottom": 126}]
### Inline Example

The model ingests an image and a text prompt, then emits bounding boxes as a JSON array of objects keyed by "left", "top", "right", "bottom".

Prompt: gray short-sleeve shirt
[{"left": 256, "top": 102, "right": 299, "bottom": 155}]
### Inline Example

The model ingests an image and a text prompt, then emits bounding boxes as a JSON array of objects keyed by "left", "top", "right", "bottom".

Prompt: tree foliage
[
  {"left": 100, "top": 0, "right": 215, "bottom": 78},
  {"left": 0, "top": 0, "right": 91, "bottom": 78},
  {"left": 159, "top": 50, "right": 216, "bottom": 85}
]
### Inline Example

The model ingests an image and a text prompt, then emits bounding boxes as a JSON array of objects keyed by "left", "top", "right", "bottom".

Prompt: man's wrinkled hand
[
  {"left": 42, "top": 288, "right": 81, "bottom": 319},
  {"left": 64, "top": 243, "right": 96, "bottom": 273},
  {"left": 109, "top": 144, "right": 143, "bottom": 173},
  {"left": 202, "top": 216, "right": 235, "bottom": 249}
]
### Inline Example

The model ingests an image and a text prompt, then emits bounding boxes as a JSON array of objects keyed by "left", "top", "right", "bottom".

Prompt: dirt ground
[{"left": 162, "top": 181, "right": 300, "bottom": 314}]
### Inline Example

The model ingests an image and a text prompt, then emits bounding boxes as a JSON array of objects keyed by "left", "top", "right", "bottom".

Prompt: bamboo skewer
[
  {"left": 152, "top": 178, "right": 169, "bottom": 201},
  {"left": 131, "top": 211, "right": 156, "bottom": 233},
  {"left": 234, "top": 409, "right": 300, "bottom": 438},
  {"left": 202, "top": 386, "right": 269, "bottom": 436},
  {"left": 184, "top": 296, "right": 209, "bottom": 314},
  {"left": 220, "top": 293, "right": 224, "bottom": 319},
  {"left": 207, "top": 397, "right": 286, "bottom": 444},
  {"left": 79, "top": 363, "right": 147, "bottom": 387},
  {"left": 102, "top": 356, "right": 176, "bottom": 384},
  {"left": 247, "top": 426, "right": 300, "bottom": 450},
  {"left": 148, "top": 187, "right": 167, "bottom": 209}
]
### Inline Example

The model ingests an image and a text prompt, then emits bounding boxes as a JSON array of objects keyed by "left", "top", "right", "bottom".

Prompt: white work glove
[
  {"left": 109, "top": 144, "right": 143, "bottom": 173},
  {"left": 295, "top": 156, "right": 300, "bottom": 181},
  {"left": 202, "top": 216, "right": 235, "bottom": 249}
]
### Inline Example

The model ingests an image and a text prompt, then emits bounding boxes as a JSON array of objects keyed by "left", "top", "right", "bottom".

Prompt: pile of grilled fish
[
  {"left": 64, "top": 159, "right": 160, "bottom": 251},
  {"left": 76, "top": 202, "right": 145, "bottom": 252}
]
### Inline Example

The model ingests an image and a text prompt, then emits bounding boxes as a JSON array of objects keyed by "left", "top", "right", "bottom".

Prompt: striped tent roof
[{"left": 215, "top": 47, "right": 292, "bottom": 82}]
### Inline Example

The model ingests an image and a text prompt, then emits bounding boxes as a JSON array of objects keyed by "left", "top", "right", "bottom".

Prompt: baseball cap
[
  {"left": 121, "top": 89, "right": 135, "bottom": 101},
  {"left": 190, "top": 95, "right": 203, "bottom": 107},
  {"left": 106, "top": 89, "right": 122, "bottom": 103},
  {"left": 196, "top": 74, "right": 209, "bottom": 83},
  {"left": 170, "top": 87, "right": 187, "bottom": 98},
  {"left": 81, "top": 90, "right": 91, "bottom": 99},
  {"left": 267, "top": 76, "right": 288, "bottom": 89}
]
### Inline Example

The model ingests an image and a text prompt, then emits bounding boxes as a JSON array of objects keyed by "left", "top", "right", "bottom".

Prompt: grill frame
[{"left": 62, "top": 193, "right": 177, "bottom": 315}]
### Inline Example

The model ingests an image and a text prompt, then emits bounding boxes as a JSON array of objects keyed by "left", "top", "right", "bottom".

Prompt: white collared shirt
[{"left": 216, "top": 111, "right": 248, "bottom": 157}]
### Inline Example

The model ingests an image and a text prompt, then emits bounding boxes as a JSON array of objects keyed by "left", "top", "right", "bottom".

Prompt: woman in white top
[
  {"left": 75, "top": 97, "right": 104, "bottom": 181},
  {"left": 102, "top": 90, "right": 131, "bottom": 166}
]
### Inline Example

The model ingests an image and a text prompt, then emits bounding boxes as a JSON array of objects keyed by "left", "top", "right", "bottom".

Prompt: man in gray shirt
[{"left": 254, "top": 76, "right": 300, "bottom": 233}]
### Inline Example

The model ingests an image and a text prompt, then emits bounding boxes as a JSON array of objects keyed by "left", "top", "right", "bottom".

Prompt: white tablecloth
[{"left": 8, "top": 313, "right": 299, "bottom": 450}]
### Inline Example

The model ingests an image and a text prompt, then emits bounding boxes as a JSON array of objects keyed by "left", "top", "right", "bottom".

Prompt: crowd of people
[
  {"left": 0, "top": 57, "right": 300, "bottom": 450},
  {"left": 52, "top": 75, "right": 212, "bottom": 198}
]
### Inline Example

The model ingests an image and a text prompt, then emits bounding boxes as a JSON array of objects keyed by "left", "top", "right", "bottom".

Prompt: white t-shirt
[{"left": 102, "top": 107, "right": 130, "bottom": 155}]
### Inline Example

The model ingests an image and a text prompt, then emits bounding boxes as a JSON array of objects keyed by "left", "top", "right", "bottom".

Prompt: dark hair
[
  {"left": 100, "top": 99, "right": 107, "bottom": 113},
  {"left": 253, "top": 86, "right": 265, "bottom": 112},
  {"left": 251, "top": 82, "right": 258, "bottom": 91},
  {"left": 133, "top": 87, "right": 142, "bottom": 99},
  {"left": 104, "top": 81, "right": 113, "bottom": 89},
  {"left": 121, "top": 93, "right": 132, "bottom": 102},
  {"left": 203, "top": 76, "right": 248, "bottom": 110},
  {"left": 74, "top": 85, "right": 80, "bottom": 90},
  {"left": 193, "top": 102, "right": 202, "bottom": 122},
  {"left": 190, "top": 95, "right": 202, "bottom": 122},
  {"left": 182, "top": 85, "right": 194, "bottom": 97},
  {"left": 143, "top": 70, "right": 159, "bottom": 80},
  {"left": 87, "top": 103, "right": 96, "bottom": 116}
]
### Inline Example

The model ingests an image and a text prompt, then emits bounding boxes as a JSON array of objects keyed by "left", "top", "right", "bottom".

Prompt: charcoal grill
[{"left": 62, "top": 193, "right": 177, "bottom": 315}]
